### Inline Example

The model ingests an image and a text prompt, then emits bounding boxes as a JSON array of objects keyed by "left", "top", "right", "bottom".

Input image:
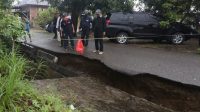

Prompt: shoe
[
  {"left": 93, "top": 50, "right": 98, "bottom": 53},
  {"left": 99, "top": 51, "right": 104, "bottom": 55}
]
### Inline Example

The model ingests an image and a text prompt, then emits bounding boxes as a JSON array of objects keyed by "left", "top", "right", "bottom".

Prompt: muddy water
[{"left": 56, "top": 54, "right": 200, "bottom": 112}]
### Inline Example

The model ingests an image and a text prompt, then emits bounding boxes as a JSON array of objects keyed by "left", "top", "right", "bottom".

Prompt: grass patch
[
  {"left": 0, "top": 44, "right": 78, "bottom": 111},
  {"left": 198, "top": 48, "right": 200, "bottom": 54}
]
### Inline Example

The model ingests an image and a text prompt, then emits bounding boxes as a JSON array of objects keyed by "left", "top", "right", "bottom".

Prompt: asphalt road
[{"left": 27, "top": 30, "right": 200, "bottom": 87}]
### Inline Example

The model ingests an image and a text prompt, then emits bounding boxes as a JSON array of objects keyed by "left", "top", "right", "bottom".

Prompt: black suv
[{"left": 106, "top": 12, "right": 198, "bottom": 44}]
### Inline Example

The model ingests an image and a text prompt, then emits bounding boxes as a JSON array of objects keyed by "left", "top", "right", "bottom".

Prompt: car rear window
[{"left": 110, "top": 13, "right": 129, "bottom": 22}]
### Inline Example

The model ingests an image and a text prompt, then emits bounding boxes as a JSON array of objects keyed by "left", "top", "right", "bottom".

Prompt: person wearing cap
[
  {"left": 80, "top": 10, "right": 92, "bottom": 47},
  {"left": 22, "top": 16, "right": 32, "bottom": 42},
  {"left": 61, "top": 15, "right": 75, "bottom": 51},
  {"left": 92, "top": 9, "right": 106, "bottom": 55}
]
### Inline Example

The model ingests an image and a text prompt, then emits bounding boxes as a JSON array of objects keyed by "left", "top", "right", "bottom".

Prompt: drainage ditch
[{"left": 20, "top": 43, "right": 200, "bottom": 112}]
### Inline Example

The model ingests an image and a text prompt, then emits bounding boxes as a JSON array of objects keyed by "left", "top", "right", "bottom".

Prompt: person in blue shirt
[{"left": 22, "top": 16, "right": 32, "bottom": 42}]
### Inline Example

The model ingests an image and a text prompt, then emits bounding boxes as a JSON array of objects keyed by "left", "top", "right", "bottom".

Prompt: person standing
[
  {"left": 53, "top": 13, "right": 59, "bottom": 39},
  {"left": 61, "top": 15, "right": 75, "bottom": 51},
  {"left": 22, "top": 16, "right": 32, "bottom": 42},
  {"left": 80, "top": 10, "right": 92, "bottom": 47},
  {"left": 56, "top": 13, "right": 63, "bottom": 41},
  {"left": 59, "top": 15, "right": 64, "bottom": 47},
  {"left": 92, "top": 9, "right": 106, "bottom": 55}
]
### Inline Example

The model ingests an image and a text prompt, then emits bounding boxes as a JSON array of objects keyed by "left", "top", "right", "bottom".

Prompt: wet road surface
[{"left": 27, "top": 30, "right": 200, "bottom": 86}]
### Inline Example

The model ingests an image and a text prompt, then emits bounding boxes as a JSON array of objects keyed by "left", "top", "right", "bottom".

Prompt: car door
[
  {"left": 129, "top": 13, "right": 151, "bottom": 38},
  {"left": 145, "top": 14, "right": 161, "bottom": 36}
]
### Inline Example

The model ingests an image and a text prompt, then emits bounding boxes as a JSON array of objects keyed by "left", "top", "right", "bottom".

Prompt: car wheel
[
  {"left": 116, "top": 32, "right": 128, "bottom": 44},
  {"left": 171, "top": 33, "right": 185, "bottom": 45}
]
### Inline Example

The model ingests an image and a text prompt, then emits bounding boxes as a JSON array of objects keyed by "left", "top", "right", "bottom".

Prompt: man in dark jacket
[
  {"left": 92, "top": 9, "right": 106, "bottom": 55},
  {"left": 80, "top": 10, "right": 92, "bottom": 47},
  {"left": 61, "top": 15, "right": 75, "bottom": 51}
]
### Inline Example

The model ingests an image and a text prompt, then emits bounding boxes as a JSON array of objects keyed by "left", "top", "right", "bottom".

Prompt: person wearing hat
[
  {"left": 61, "top": 15, "right": 75, "bottom": 51},
  {"left": 92, "top": 9, "right": 106, "bottom": 55},
  {"left": 22, "top": 16, "right": 32, "bottom": 42},
  {"left": 80, "top": 10, "right": 92, "bottom": 47}
]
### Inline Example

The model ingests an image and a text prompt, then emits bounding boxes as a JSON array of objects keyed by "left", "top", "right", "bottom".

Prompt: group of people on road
[{"left": 53, "top": 9, "right": 106, "bottom": 55}]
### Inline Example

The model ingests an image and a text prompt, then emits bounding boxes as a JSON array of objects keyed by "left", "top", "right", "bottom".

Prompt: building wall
[{"left": 30, "top": 6, "right": 48, "bottom": 27}]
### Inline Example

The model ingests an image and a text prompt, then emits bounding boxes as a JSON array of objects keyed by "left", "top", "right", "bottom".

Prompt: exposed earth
[
  {"left": 34, "top": 76, "right": 174, "bottom": 112},
  {"left": 24, "top": 30, "right": 200, "bottom": 112}
]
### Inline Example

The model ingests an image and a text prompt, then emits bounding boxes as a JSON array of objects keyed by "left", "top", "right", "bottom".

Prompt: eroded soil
[
  {"left": 55, "top": 54, "right": 200, "bottom": 112},
  {"left": 34, "top": 76, "right": 174, "bottom": 112}
]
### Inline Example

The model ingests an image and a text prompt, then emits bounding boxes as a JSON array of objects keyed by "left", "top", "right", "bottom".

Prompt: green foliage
[
  {"left": 198, "top": 48, "right": 200, "bottom": 54},
  {"left": 0, "top": 11, "right": 25, "bottom": 39},
  {"left": 0, "top": 0, "right": 14, "bottom": 9},
  {"left": 89, "top": 0, "right": 134, "bottom": 13},
  {"left": 0, "top": 10, "right": 25, "bottom": 51},
  {"left": 35, "top": 7, "right": 58, "bottom": 27},
  {"left": 0, "top": 1, "right": 76, "bottom": 111},
  {"left": 159, "top": 21, "right": 170, "bottom": 28},
  {"left": 0, "top": 44, "right": 77, "bottom": 112},
  {"left": 142, "top": 0, "right": 200, "bottom": 28},
  {"left": 55, "top": 0, "right": 134, "bottom": 13},
  {"left": 44, "top": 0, "right": 134, "bottom": 31}
]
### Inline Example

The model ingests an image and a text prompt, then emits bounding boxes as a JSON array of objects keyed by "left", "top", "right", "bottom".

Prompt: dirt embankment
[
  {"left": 54, "top": 54, "right": 200, "bottom": 112},
  {"left": 34, "top": 76, "right": 174, "bottom": 112},
  {"left": 21, "top": 41, "right": 200, "bottom": 112}
]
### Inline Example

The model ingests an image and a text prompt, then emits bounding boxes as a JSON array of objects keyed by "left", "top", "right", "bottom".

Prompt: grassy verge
[
  {"left": 0, "top": 44, "right": 78, "bottom": 112},
  {"left": 198, "top": 48, "right": 200, "bottom": 54}
]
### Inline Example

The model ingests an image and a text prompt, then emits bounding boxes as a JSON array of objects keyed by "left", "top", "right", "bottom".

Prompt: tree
[
  {"left": 0, "top": 0, "right": 14, "bottom": 9},
  {"left": 35, "top": 7, "right": 58, "bottom": 27},
  {"left": 141, "top": 0, "right": 200, "bottom": 28},
  {"left": 0, "top": 1, "right": 25, "bottom": 52},
  {"left": 43, "top": 0, "right": 134, "bottom": 32},
  {"left": 88, "top": 0, "right": 134, "bottom": 13}
]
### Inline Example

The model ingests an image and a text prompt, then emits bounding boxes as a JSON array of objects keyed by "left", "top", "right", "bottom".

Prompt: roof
[{"left": 14, "top": 0, "right": 49, "bottom": 7}]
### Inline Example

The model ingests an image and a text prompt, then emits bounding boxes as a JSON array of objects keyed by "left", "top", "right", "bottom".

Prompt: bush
[
  {"left": 0, "top": 2, "right": 78, "bottom": 112},
  {"left": 35, "top": 7, "right": 58, "bottom": 28},
  {"left": 0, "top": 10, "right": 25, "bottom": 51},
  {"left": 0, "top": 44, "right": 76, "bottom": 112}
]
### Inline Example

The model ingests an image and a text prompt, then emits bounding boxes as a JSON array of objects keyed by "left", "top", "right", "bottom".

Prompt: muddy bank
[
  {"left": 56, "top": 54, "right": 200, "bottom": 112},
  {"left": 20, "top": 43, "right": 200, "bottom": 112},
  {"left": 34, "top": 76, "right": 174, "bottom": 112}
]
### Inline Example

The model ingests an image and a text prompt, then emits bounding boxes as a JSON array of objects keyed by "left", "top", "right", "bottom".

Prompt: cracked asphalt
[{"left": 27, "top": 30, "right": 200, "bottom": 87}]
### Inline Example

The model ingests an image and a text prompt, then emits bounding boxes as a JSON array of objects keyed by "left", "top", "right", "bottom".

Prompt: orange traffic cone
[{"left": 76, "top": 39, "right": 84, "bottom": 54}]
